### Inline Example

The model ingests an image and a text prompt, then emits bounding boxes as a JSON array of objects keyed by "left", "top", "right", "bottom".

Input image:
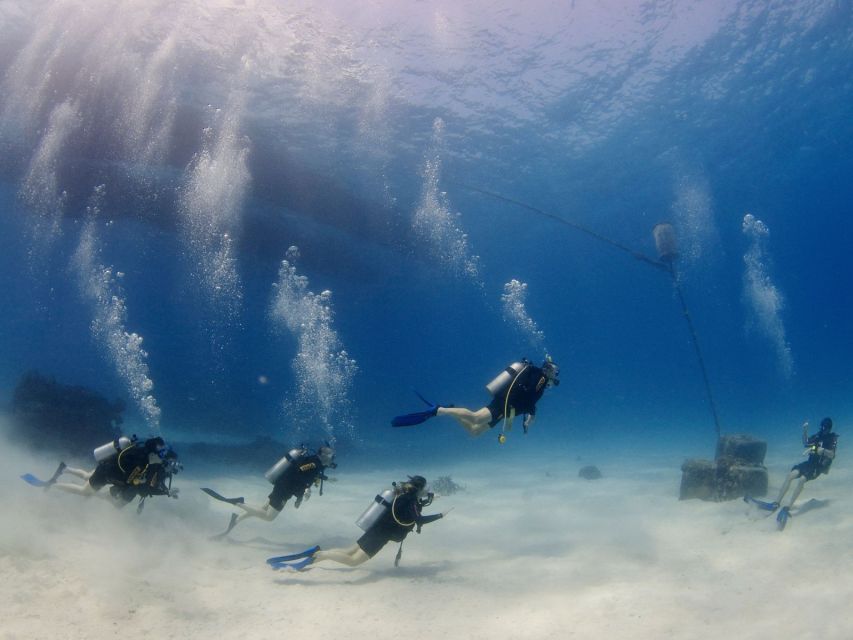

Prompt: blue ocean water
[{"left": 0, "top": 0, "right": 850, "bottom": 465}]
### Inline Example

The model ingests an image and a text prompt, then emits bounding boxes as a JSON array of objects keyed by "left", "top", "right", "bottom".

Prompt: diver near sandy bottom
[
  {"left": 202, "top": 443, "right": 336, "bottom": 538},
  {"left": 746, "top": 418, "right": 839, "bottom": 530},
  {"left": 266, "top": 475, "right": 448, "bottom": 571},
  {"left": 392, "top": 356, "right": 560, "bottom": 443},
  {"left": 21, "top": 436, "right": 181, "bottom": 510}
]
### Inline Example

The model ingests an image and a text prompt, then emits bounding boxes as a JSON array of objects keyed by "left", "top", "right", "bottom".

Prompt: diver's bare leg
[
  {"left": 50, "top": 481, "right": 97, "bottom": 497},
  {"left": 783, "top": 476, "right": 808, "bottom": 509},
  {"left": 233, "top": 500, "right": 282, "bottom": 525},
  {"left": 436, "top": 406, "right": 493, "bottom": 436},
  {"left": 314, "top": 544, "right": 370, "bottom": 567},
  {"left": 775, "top": 470, "right": 802, "bottom": 505},
  {"left": 63, "top": 466, "right": 93, "bottom": 481}
]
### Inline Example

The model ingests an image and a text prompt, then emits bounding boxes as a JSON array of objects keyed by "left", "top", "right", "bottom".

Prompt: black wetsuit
[
  {"left": 357, "top": 491, "right": 442, "bottom": 558},
  {"left": 793, "top": 430, "right": 839, "bottom": 481},
  {"left": 88, "top": 444, "right": 172, "bottom": 504},
  {"left": 268, "top": 453, "right": 326, "bottom": 511},
  {"left": 487, "top": 364, "right": 548, "bottom": 427}
]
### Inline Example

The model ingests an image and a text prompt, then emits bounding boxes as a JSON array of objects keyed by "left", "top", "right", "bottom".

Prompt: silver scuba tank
[
  {"left": 264, "top": 447, "right": 307, "bottom": 484},
  {"left": 93, "top": 436, "right": 134, "bottom": 462},
  {"left": 485, "top": 362, "right": 527, "bottom": 396},
  {"left": 355, "top": 487, "right": 397, "bottom": 531}
]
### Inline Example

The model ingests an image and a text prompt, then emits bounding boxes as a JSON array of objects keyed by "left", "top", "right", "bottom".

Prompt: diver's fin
[
  {"left": 269, "top": 556, "right": 315, "bottom": 572},
  {"left": 776, "top": 506, "right": 791, "bottom": 531},
  {"left": 209, "top": 513, "right": 239, "bottom": 541},
  {"left": 743, "top": 496, "right": 779, "bottom": 512},
  {"left": 21, "top": 461, "right": 66, "bottom": 489},
  {"left": 46, "top": 462, "right": 66, "bottom": 486},
  {"left": 201, "top": 487, "right": 245, "bottom": 505},
  {"left": 266, "top": 545, "right": 320, "bottom": 565},
  {"left": 20, "top": 473, "right": 49, "bottom": 487},
  {"left": 391, "top": 409, "right": 438, "bottom": 427},
  {"left": 391, "top": 390, "right": 440, "bottom": 427}
]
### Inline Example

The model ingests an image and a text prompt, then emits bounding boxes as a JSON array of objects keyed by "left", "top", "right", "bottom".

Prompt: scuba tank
[
  {"left": 355, "top": 485, "right": 398, "bottom": 532},
  {"left": 93, "top": 436, "right": 134, "bottom": 462},
  {"left": 264, "top": 447, "right": 308, "bottom": 484},
  {"left": 485, "top": 361, "right": 528, "bottom": 396}
]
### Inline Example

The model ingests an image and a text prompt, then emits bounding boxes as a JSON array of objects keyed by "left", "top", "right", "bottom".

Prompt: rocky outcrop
[
  {"left": 680, "top": 434, "right": 768, "bottom": 501},
  {"left": 9, "top": 371, "right": 125, "bottom": 456}
]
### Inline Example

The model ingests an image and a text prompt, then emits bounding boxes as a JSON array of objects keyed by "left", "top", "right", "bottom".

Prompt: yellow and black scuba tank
[
  {"left": 264, "top": 446, "right": 309, "bottom": 484},
  {"left": 355, "top": 484, "right": 398, "bottom": 531},
  {"left": 485, "top": 361, "right": 528, "bottom": 397},
  {"left": 93, "top": 436, "right": 135, "bottom": 462}
]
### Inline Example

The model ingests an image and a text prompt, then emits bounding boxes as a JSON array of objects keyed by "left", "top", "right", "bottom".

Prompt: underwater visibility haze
[{"left": 1, "top": 0, "right": 851, "bottom": 459}]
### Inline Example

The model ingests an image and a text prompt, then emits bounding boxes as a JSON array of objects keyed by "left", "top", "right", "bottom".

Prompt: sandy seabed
[{"left": 2, "top": 434, "right": 852, "bottom": 640}]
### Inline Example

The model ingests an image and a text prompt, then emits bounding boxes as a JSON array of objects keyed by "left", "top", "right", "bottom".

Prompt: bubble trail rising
[
  {"left": 270, "top": 246, "right": 358, "bottom": 442},
  {"left": 742, "top": 213, "right": 794, "bottom": 379},
  {"left": 71, "top": 187, "right": 162, "bottom": 429}
]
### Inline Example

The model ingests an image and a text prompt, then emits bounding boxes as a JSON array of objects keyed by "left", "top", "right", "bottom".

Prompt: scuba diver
[
  {"left": 21, "top": 436, "right": 181, "bottom": 511},
  {"left": 202, "top": 443, "right": 336, "bottom": 538},
  {"left": 267, "top": 475, "right": 447, "bottom": 571},
  {"left": 392, "top": 356, "right": 560, "bottom": 443},
  {"left": 746, "top": 418, "right": 839, "bottom": 530}
]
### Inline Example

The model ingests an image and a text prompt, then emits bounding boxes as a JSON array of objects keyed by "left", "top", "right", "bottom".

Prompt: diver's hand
[
  {"left": 168, "top": 487, "right": 180, "bottom": 499},
  {"left": 523, "top": 414, "right": 534, "bottom": 432}
]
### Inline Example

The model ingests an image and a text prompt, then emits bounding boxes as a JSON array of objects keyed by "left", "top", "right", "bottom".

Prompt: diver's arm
[
  {"left": 417, "top": 513, "right": 444, "bottom": 525},
  {"left": 414, "top": 512, "right": 444, "bottom": 532}
]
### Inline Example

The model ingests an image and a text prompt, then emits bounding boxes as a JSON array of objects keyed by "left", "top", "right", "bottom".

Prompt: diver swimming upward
[{"left": 392, "top": 356, "right": 560, "bottom": 443}]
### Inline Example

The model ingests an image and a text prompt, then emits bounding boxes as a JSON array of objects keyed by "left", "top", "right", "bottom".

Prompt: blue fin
[
  {"left": 266, "top": 545, "right": 320, "bottom": 565},
  {"left": 391, "top": 409, "right": 437, "bottom": 427},
  {"left": 270, "top": 556, "right": 315, "bottom": 572},
  {"left": 743, "top": 496, "right": 778, "bottom": 512},
  {"left": 391, "top": 391, "right": 439, "bottom": 427},
  {"left": 776, "top": 506, "right": 791, "bottom": 531},
  {"left": 20, "top": 473, "right": 49, "bottom": 487}
]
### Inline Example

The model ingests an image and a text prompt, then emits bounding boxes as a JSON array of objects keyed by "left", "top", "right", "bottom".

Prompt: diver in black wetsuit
[
  {"left": 268, "top": 476, "right": 447, "bottom": 571},
  {"left": 203, "top": 444, "right": 336, "bottom": 537},
  {"left": 769, "top": 418, "right": 839, "bottom": 530},
  {"left": 51, "top": 437, "right": 181, "bottom": 507},
  {"left": 436, "top": 357, "right": 559, "bottom": 442}
]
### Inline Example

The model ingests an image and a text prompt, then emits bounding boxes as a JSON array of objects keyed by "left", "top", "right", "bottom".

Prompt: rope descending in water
[
  {"left": 456, "top": 182, "right": 722, "bottom": 439},
  {"left": 452, "top": 183, "right": 668, "bottom": 271}
]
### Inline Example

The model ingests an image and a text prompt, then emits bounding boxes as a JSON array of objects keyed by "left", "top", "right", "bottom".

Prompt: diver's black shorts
[
  {"left": 87, "top": 462, "right": 114, "bottom": 491},
  {"left": 268, "top": 481, "right": 298, "bottom": 511},
  {"left": 356, "top": 528, "right": 392, "bottom": 558},
  {"left": 792, "top": 459, "right": 824, "bottom": 481},
  {"left": 487, "top": 395, "right": 507, "bottom": 427}
]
